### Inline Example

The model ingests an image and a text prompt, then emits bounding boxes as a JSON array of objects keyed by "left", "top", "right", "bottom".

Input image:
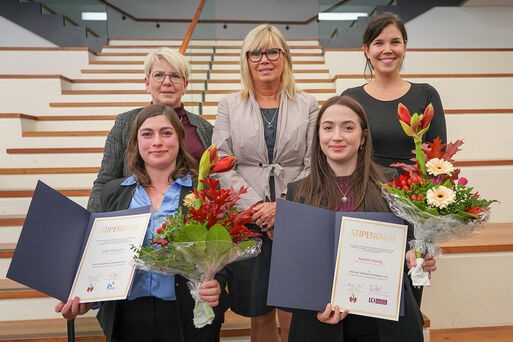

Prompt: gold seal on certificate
[{"left": 331, "top": 217, "right": 407, "bottom": 321}]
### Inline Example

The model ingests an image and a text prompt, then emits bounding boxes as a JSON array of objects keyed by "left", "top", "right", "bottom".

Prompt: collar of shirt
[{"left": 121, "top": 175, "right": 192, "bottom": 188}]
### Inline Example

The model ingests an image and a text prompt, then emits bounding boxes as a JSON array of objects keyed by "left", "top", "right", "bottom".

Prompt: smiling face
[
  {"left": 137, "top": 114, "right": 179, "bottom": 173},
  {"left": 144, "top": 58, "right": 188, "bottom": 108},
  {"left": 319, "top": 104, "right": 367, "bottom": 176},
  {"left": 248, "top": 44, "right": 285, "bottom": 87},
  {"left": 363, "top": 23, "right": 407, "bottom": 77}
]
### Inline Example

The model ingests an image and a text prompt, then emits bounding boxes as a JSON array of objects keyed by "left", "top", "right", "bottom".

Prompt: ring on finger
[{"left": 262, "top": 223, "right": 268, "bottom": 228}]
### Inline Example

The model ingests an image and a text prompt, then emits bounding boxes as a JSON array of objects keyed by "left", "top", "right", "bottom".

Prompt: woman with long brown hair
[
  {"left": 287, "top": 96, "right": 436, "bottom": 342},
  {"left": 56, "top": 104, "right": 228, "bottom": 342}
]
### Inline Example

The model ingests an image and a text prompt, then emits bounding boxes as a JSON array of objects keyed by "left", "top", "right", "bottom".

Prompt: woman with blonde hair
[{"left": 212, "top": 24, "right": 319, "bottom": 342}]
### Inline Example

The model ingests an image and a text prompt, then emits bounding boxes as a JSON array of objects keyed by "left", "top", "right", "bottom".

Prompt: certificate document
[
  {"left": 331, "top": 217, "right": 407, "bottom": 321},
  {"left": 68, "top": 214, "right": 150, "bottom": 303}
]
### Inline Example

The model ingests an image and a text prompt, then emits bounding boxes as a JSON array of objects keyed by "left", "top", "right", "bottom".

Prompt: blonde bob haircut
[
  {"left": 240, "top": 24, "right": 299, "bottom": 101},
  {"left": 144, "top": 47, "right": 191, "bottom": 82}
]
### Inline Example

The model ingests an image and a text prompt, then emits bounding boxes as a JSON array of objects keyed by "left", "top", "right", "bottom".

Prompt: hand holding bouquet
[
  {"left": 133, "top": 144, "right": 261, "bottom": 327},
  {"left": 380, "top": 104, "right": 497, "bottom": 286}
]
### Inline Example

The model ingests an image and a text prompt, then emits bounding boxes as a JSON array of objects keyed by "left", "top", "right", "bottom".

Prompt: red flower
[
  {"left": 150, "top": 238, "right": 169, "bottom": 247},
  {"left": 210, "top": 156, "right": 236, "bottom": 174},
  {"left": 156, "top": 228, "right": 163, "bottom": 234}
]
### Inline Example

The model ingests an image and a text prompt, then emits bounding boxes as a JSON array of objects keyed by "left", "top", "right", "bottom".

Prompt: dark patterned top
[
  {"left": 261, "top": 107, "right": 279, "bottom": 201},
  {"left": 336, "top": 176, "right": 355, "bottom": 212}
]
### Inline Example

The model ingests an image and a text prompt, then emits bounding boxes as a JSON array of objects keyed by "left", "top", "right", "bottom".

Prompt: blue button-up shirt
[{"left": 122, "top": 175, "right": 192, "bottom": 301}]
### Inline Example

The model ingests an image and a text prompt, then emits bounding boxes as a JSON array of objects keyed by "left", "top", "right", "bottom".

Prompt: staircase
[{"left": 0, "top": 0, "right": 106, "bottom": 51}]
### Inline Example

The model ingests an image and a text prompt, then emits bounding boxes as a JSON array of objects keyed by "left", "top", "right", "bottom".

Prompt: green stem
[{"left": 415, "top": 140, "right": 426, "bottom": 175}]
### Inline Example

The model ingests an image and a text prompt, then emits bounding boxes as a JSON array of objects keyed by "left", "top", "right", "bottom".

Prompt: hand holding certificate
[{"left": 7, "top": 181, "right": 150, "bottom": 304}]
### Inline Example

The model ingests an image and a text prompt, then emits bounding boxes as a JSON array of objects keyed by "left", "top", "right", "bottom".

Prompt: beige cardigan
[{"left": 212, "top": 91, "right": 319, "bottom": 210}]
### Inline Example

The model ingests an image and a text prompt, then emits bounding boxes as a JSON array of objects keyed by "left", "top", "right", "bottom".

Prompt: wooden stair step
[
  {"left": 210, "top": 69, "right": 329, "bottom": 73},
  {"left": 0, "top": 216, "right": 24, "bottom": 226},
  {"left": 61, "top": 90, "right": 202, "bottom": 95},
  {"left": 0, "top": 114, "right": 118, "bottom": 121},
  {"left": 0, "top": 189, "right": 90, "bottom": 197},
  {"left": 207, "top": 78, "right": 333, "bottom": 84},
  {"left": 22, "top": 131, "right": 109, "bottom": 137},
  {"left": 96, "top": 52, "right": 212, "bottom": 57},
  {"left": 0, "top": 167, "right": 99, "bottom": 175},
  {"left": 68, "top": 78, "right": 204, "bottom": 84},
  {"left": 0, "top": 243, "right": 15, "bottom": 258},
  {"left": 212, "top": 60, "right": 324, "bottom": 65},
  {"left": 48, "top": 101, "right": 199, "bottom": 107},
  {"left": 0, "top": 311, "right": 252, "bottom": 340},
  {"left": 214, "top": 52, "right": 323, "bottom": 57},
  {"left": 6, "top": 148, "right": 104, "bottom": 154},
  {"left": 204, "top": 88, "right": 335, "bottom": 94},
  {"left": 0, "top": 279, "right": 47, "bottom": 299},
  {"left": 430, "top": 325, "right": 513, "bottom": 342},
  {"left": 80, "top": 69, "right": 207, "bottom": 74},
  {"left": 0, "top": 317, "right": 104, "bottom": 341}
]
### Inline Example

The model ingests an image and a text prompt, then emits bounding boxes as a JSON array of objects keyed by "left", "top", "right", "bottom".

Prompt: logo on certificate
[
  {"left": 349, "top": 294, "right": 357, "bottom": 303},
  {"left": 107, "top": 281, "right": 116, "bottom": 289},
  {"left": 369, "top": 297, "right": 388, "bottom": 305},
  {"left": 86, "top": 284, "right": 95, "bottom": 293}
]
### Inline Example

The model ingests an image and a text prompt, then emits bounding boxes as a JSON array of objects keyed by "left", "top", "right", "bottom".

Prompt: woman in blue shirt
[{"left": 55, "top": 104, "right": 228, "bottom": 342}]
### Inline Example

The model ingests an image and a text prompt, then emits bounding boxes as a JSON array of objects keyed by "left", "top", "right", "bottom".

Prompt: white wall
[
  {"left": 406, "top": 7, "right": 513, "bottom": 48},
  {"left": 0, "top": 16, "right": 57, "bottom": 47}
]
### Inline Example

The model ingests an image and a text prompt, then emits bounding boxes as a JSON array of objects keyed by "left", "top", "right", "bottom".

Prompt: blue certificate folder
[
  {"left": 267, "top": 199, "right": 404, "bottom": 312},
  {"left": 6, "top": 180, "right": 150, "bottom": 303}
]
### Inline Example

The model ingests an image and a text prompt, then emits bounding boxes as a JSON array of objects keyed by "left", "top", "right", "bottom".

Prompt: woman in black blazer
[
  {"left": 55, "top": 104, "right": 229, "bottom": 342},
  {"left": 286, "top": 96, "right": 436, "bottom": 342}
]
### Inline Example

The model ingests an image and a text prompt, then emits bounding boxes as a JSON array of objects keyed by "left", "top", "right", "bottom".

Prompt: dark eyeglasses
[
  {"left": 151, "top": 72, "right": 183, "bottom": 84},
  {"left": 246, "top": 48, "right": 282, "bottom": 63}
]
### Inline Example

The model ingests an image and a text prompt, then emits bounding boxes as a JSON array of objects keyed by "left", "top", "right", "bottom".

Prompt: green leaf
[
  {"left": 235, "top": 240, "right": 255, "bottom": 252},
  {"left": 206, "top": 223, "right": 232, "bottom": 242},
  {"left": 205, "top": 224, "right": 233, "bottom": 259},
  {"left": 174, "top": 223, "right": 208, "bottom": 242}
]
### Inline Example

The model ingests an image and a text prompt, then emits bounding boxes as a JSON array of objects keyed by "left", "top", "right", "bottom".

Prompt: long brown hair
[
  {"left": 295, "top": 96, "right": 389, "bottom": 212},
  {"left": 126, "top": 104, "right": 198, "bottom": 188}
]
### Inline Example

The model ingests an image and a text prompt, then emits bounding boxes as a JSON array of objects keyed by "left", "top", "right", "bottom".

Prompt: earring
[{"left": 359, "top": 145, "right": 363, "bottom": 151}]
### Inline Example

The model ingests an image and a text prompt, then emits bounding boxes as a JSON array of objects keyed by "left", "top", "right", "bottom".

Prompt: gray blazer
[
  {"left": 87, "top": 107, "right": 213, "bottom": 212},
  {"left": 212, "top": 91, "right": 319, "bottom": 210}
]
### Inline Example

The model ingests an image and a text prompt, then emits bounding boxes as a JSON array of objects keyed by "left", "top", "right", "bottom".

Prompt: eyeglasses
[
  {"left": 151, "top": 72, "right": 183, "bottom": 84},
  {"left": 246, "top": 48, "right": 282, "bottom": 63}
]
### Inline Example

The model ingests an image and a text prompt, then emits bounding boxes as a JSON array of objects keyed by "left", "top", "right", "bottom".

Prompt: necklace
[
  {"left": 337, "top": 181, "right": 353, "bottom": 203},
  {"left": 260, "top": 108, "right": 279, "bottom": 128}
]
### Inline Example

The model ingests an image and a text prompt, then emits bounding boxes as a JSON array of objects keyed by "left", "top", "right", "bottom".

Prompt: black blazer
[
  {"left": 286, "top": 179, "right": 424, "bottom": 342},
  {"left": 96, "top": 177, "right": 230, "bottom": 341}
]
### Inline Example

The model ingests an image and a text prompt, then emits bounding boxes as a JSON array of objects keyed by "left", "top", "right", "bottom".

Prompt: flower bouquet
[
  {"left": 379, "top": 103, "right": 497, "bottom": 286},
  {"left": 133, "top": 144, "right": 262, "bottom": 328}
]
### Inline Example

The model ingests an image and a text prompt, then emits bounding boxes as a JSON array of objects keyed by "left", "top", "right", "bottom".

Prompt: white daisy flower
[
  {"left": 426, "top": 158, "right": 454, "bottom": 176},
  {"left": 426, "top": 186, "right": 456, "bottom": 209}
]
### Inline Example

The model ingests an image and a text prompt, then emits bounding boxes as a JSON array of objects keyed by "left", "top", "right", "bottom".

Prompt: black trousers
[{"left": 110, "top": 297, "right": 221, "bottom": 342}]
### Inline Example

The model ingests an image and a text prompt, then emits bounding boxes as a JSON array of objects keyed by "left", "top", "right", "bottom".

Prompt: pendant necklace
[
  {"left": 261, "top": 108, "right": 279, "bottom": 128},
  {"left": 338, "top": 181, "right": 353, "bottom": 203}
]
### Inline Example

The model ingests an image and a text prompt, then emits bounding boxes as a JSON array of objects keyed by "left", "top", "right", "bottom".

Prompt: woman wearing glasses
[
  {"left": 87, "top": 48, "right": 213, "bottom": 213},
  {"left": 212, "top": 24, "right": 319, "bottom": 342}
]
